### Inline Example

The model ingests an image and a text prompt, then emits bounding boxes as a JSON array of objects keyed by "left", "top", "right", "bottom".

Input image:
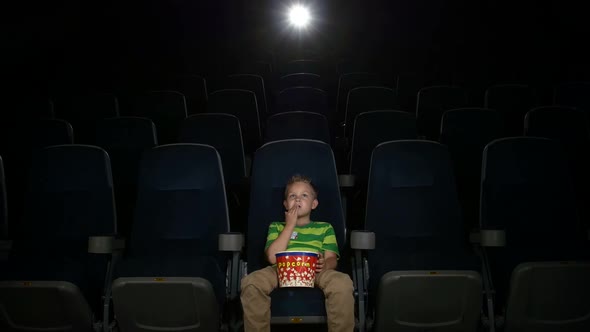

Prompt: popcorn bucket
[{"left": 276, "top": 251, "right": 319, "bottom": 287}]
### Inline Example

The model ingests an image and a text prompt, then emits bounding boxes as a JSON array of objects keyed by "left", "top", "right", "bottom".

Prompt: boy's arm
[
  {"left": 316, "top": 250, "right": 338, "bottom": 273},
  {"left": 316, "top": 223, "right": 340, "bottom": 273},
  {"left": 265, "top": 205, "right": 298, "bottom": 264},
  {"left": 323, "top": 250, "right": 338, "bottom": 270}
]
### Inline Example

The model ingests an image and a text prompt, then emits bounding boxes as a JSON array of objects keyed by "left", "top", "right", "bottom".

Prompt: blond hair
[{"left": 284, "top": 174, "right": 318, "bottom": 199}]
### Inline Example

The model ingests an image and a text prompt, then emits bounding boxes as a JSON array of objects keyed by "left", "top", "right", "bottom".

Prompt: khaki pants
[{"left": 240, "top": 266, "right": 355, "bottom": 332}]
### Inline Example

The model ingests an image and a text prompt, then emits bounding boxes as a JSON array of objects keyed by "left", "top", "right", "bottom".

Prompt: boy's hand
[
  {"left": 316, "top": 252, "right": 325, "bottom": 273},
  {"left": 285, "top": 205, "right": 298, "bottom": 228}
]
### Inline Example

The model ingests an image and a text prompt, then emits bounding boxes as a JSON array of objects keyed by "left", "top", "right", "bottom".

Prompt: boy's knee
[
  {"left": 240, "top": 269, "right": 276, "bottom": 294},
  {"left": 240, "top": 274, "right": 256, "bottom": 291},
  {"left": 240, "top": 273, "right": 260, "bottom": 292},
  {"left": 333, "top": 272, "right": 354, "bottom": 289}
]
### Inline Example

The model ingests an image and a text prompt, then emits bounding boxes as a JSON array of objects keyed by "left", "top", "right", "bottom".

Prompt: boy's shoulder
[
  {"left": 268, "top": 221, "right": 286, "bottom": 230},
  {"left": 267, "top": 221, "right": 333, "bottom": 228},
  {"left": 309, "top": 221, "right": 332, "bottom": 227},
  {"left": 307, "top": 221, "right": 335, "bottom": 231}
]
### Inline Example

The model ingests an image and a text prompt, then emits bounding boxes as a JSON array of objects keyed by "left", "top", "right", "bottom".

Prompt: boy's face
[{"left": 283, "top": 181, "right": 318, "bottom": 217}]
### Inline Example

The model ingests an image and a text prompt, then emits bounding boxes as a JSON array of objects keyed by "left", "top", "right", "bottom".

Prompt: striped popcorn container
[{"left": 275, "top": 251, "right": 319, "bottom": 288}]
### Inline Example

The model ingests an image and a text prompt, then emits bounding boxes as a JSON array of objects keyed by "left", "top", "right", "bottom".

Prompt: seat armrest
[
  {"left": 88, "top": 236, "right": 126, "bottom": 254},
  {"left": 351, "top": 230, "right": 375, "bottom": 250},
  {"left": 219, "top": 233, "right": 244, "bottom": 252},
  {"left": 480, "top": 229, "right": 506, "bottom": 247},
  {"left": 338, "top": 174, "right": 356, "bottom": 188}
]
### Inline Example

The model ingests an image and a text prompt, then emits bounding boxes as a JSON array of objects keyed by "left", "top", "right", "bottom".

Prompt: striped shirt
[{"left": 264, "top": 221, "right": 340, "bottom": 257}]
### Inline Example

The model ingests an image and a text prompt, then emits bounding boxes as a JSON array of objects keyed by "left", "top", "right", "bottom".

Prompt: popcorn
[{"left": 275, "top": 251, "right": 319, "bottom": 288}]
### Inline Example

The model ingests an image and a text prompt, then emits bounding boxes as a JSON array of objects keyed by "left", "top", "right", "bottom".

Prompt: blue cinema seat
[
  {"left": 0, "top": 145, "right": 117, "bottom": 331},
  {"left": 246, "top": 139, "right": 347, "bottom": 326},
  {"left": 480, "top": 137, "right": 590, "bottom": 331},
  {"left": 111, "top": 144, "right": 240, "bottom": 332},
  {"left": 353, "top": 140, "right": 483, "bottom": 332}
]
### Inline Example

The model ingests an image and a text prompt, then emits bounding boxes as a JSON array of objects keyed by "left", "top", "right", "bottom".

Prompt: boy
[{"left": 240, "top": 175, "right": 354, "bottom": 332}]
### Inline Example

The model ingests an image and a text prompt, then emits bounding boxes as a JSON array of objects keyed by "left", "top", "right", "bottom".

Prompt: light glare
[{"left": 288, "top": 5, "right": 310, "bottom": 28}]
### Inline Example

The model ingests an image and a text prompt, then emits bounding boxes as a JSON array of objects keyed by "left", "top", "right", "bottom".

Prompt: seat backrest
[
  {"left": 227, "top": 74, "right": 268, "bottom": 115},
  {"left": 366, "top": 140, "right": 464, "bottom": 251},
  {"left": 239, "top": 61, "right": 273, "bottom": 83},
  {"left": 180, "top": 114, "right": 247, "bottom": 185},
  {"left": 265, "top": 111, "right": 330, "bottom": 145},
  {"left": 54, "top": 93, "right": 119, "bottom": 144},
  {"left": 276, "top": 87, "right": 329, "bottom": 118},
  {"left": 524, "top": 106, "right": 590, "bottom": 230},
  {"left": 95, "top": 116, "right": 157, "bottom": 186},
  {"left": 345, "top": 86, "right": 397, "bottom": 137},
  {"left": 416, "top": 86, "right": 468, "bottom": 140},
  {"left": 29, "top": 119, "right": 74, "bottom": 148},
  {"left": 350, "top": 111, "right": 417, "bottom": 180},
  {"left": 4, "top": 97, "right": 55, "bottom": 121},
  {"left": 238, "top": 61, "right": 274, "bottom": 103},
  {"left": 336, "top": 60, "right": 371, "bottom": 77},
  {"left": 128, "top": 91, "right": 187, "bottom": 145},
  {"left": 336, "top": 73, "right": 381, "bottom": 116},
  {"left": 95, "top": 116, "right": 157, "bottom": 183},
  {"left": 4, "top": 145, "right": 115, "bottom": 316},
  {"left": 440, "top": 108, "right": 504, "bottom": 182},
  {"left": 484, "top": 84, "right": 536, "bottom": 135},
  {"left": 95, "top": 117, "right": 157, "bottom": 150},
  {"left": 128, "top": 144, "right": 229, "bottom": 257},
  {"left": 480, "top": 137, "right": 582, "bottom": 247},
  {"left": 525, "top": 106, "right": 590, "bottom": 143},
  {"left": 485, "top": 84, "right": 536, "bottom": 111},
  {"left": 23, "top": 145, "right": 116, "bottom": 243},
  {"left": 208, "top": 89, "right": 261, "bottom": 155},
  {"left": 55, "top": 93, "right": 119, "bottom": 123},
  {"left": 278, "top": 73, "right": 323, "bottom": 91},
  {"left": 247, "top": 139, "right": 345, "bottom": 272},
  {"left": 172, "top": 75, "right": 208, "bottom": 115},
  {"left": 95, "top": 117, "right": 157, "bottom": 238},
  {"left": 440, "top": 108, "right": 504, "bottom": 147},
  {"left": 554, "top": 81, "right": 590, "bottom": 112},
  {"left": 284, "top": 59, "right": 323, "bottom": 76}
]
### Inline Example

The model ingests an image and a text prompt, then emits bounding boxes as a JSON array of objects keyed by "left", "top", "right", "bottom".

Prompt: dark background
[{"left": 2, "top": 1, "right": 589, "bottom": 97}]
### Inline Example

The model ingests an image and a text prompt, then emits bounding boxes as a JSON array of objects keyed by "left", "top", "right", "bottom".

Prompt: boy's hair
[{"left": 284, "top": 174, "right": 318, "bottom": 199}]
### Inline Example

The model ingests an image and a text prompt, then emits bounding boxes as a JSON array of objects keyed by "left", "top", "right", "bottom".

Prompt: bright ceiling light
[{"left": 288, "top": 5, "right": 311, "bottom": 28}]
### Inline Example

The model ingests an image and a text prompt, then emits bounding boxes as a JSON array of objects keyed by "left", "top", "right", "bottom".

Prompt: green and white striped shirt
[{"left": 264, "top": 221, "right": 340, "bottom": 257}]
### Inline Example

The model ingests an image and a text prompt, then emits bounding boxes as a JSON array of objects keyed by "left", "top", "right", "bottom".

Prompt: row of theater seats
[
  {"left": 0, "top": 138, "right": 588, "bottom": 331},
  {"left": 8, "top": 73, "right": 590, "bottom": 144},
  {"left": 2, "top": 102, "right": 589, "bottom": 237}
]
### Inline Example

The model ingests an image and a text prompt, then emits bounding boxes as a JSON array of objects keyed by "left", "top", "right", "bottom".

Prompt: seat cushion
[{"left": 271, "top": 287, "right": 326, "bottom": 317}]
